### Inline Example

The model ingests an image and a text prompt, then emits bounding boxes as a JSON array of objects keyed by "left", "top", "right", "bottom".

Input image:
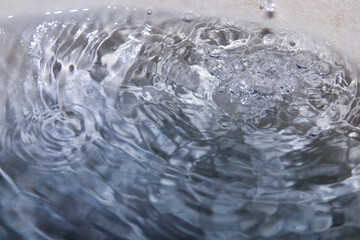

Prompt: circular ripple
[{"left": 12, "top": 104, "right": 95, "bottom": 170}]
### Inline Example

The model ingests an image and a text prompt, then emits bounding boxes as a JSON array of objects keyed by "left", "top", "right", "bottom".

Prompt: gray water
[{"left": 0, "top": 7, "right": 360, "bottom": 240}]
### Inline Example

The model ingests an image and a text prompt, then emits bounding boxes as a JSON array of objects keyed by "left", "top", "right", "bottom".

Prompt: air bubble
[
  {"left": 216, "top": 116, "right": 233, "bottom": 131},
  {"left": 263, "top": 33, "right": 276, "bottom": 45},
  {"left": 52, "top": 61, "right": 62, "bottom": 75},
  {"left": 209, "top": 49, "right": 226, "bottom": 58},
  {"left": 152, "top": 75, "right": 165, "bottom": 89},
  {"left": 147, "top": 9, "right": 152, "bottom": 15},
  {"left": 313, "top": 62, "right": 331, "bottom": 76},
  {"left": 183, "top": 12, "right": 195, "bottom": 23},
  {"left": 295, "top": 54, "right": 313, "bottom": 69},
  {"left": 164, "top": 38, "right": 175, "bottom": 46}
]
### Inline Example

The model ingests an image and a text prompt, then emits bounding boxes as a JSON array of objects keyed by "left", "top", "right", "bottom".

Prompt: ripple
[
  {"left": 0, "top": 6, "right": 360, "bottom": 239},
  {"left": 12, "top": 104, "right": 95, "bottom": 170}
]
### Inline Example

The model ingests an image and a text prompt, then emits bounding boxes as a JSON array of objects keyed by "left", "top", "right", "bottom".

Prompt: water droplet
[
  {"left": 183, "top": 12, "right": 195, "bottom": 23},
  {"left": 263, "top": 33, "right": 276, "bottom": 45},
  {"left": 260, "top": 0, "right": 276, "bottom": 17},
  {"left": 261, "top": 0, "right": 276, "bottom": 12},
  {"left": 147, "top": 9, "right": 152, "bottom": 15}
]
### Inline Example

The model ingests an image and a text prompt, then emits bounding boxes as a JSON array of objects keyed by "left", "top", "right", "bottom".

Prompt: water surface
[{"left": 0, "top": 7, "right": 360, "bottom": 239}]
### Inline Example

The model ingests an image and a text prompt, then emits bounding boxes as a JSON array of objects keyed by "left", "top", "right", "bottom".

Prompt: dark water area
[{"left": 0, "top": 7, "right": 360, "bottom": 239}]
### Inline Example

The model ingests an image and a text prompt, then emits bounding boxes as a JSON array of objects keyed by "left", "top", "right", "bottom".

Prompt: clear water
[{"left": 0, "top": 7, "right": 360, "bottom": 239}]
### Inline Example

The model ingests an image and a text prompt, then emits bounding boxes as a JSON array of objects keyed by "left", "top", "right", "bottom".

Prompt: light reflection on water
[{"left": 0, "top": 7, "right": 360, "bottom": 239}]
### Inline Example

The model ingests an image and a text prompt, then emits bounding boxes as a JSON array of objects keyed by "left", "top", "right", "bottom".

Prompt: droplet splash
[{"left": 0, "top": 7, "right": 359, "bottom": 240}]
